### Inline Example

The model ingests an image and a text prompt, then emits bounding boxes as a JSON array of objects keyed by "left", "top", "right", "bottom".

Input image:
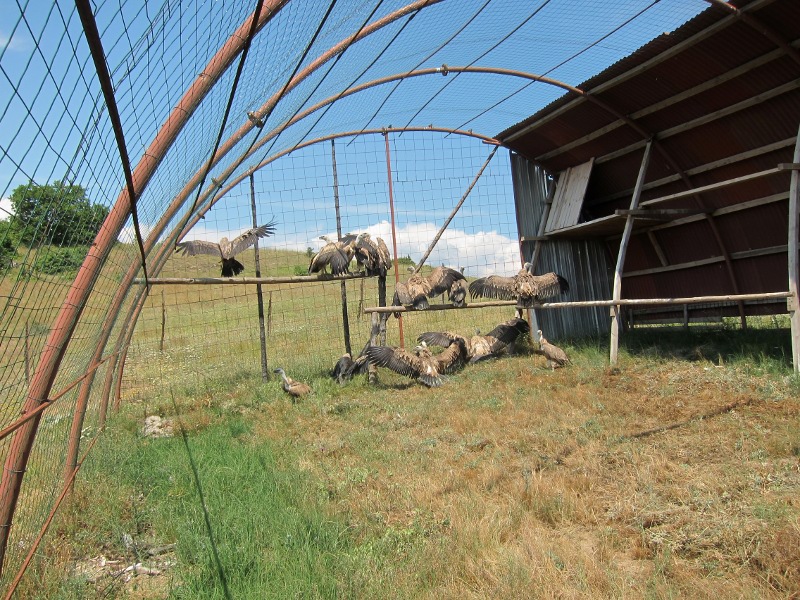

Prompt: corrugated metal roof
[{"left": 497, "top": 0, "right": 800, "bottom": 320}]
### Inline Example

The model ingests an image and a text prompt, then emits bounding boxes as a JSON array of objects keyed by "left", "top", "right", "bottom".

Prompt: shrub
[{"left": 34, "top": 246, "right": 87, "bottom": 275}]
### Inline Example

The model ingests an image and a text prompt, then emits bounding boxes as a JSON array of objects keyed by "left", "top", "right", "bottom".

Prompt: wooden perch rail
[
  {"left": 363, "top": 291, "right": 792, "bottom": 314},
  {"left": 133, "top": 273, "right": 370, "bottom": 285}
]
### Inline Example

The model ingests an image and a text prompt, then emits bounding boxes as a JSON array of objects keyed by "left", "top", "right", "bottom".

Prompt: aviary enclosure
[{"left": 0, "top": 0, "right": 799, "bottom": 594}]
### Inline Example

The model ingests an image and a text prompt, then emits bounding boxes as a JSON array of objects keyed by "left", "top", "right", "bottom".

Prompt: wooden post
[
  {"left": 159, "top": 289, "right": 166, "bottom": 353},
  {"left": 788, "top": 126, "right": 800, "bottom": 373},
  {"left": 383, "top": 131, "right": 404, "bottom": 348},
  {"left": 611, "top": 141, "right": 653, "bottom": 365},
  {"left": 267, "top": 291, "right": 273, "bottom": 336},
  {"left": 331, "top": 139, "right": 352, "bottom": 355},
  {"left": 250, "top": 174, "right": 270, "bottom": 380},
  {"left": 683, "top": 304, "right": 689, "bottom": 330},
  {"left": 527, "top": 176, "right": 557, "bottom": 334}
]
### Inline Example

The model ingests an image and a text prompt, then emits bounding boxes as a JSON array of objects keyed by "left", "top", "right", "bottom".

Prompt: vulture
[
  {"left": 364, "top": 338, "right": 467, "bottom": 387},
  {"left": 331, "top": 352, "right": 369, "bottom": 384},
  {"left": 418, "top": 317, "right": 530, "bottom": 364},
  {"left": 392, "top": 266, "right": 467, "bottom": 315},
  {"left": 274, "top": 367, "right": 312, "bottom": 398},
  {"left": 354, "top": 233, "right": 392, "bottom": 277},
  {"left": 308, "top": 234, "right": 357, "bottom": 276},
  {"left": 469, "top": 262, "right": 569, "bottom": 308},
  {"left": 174, "top": 220, "right": 277, "bottom": 277},
  {"left": 534, "top": 329, "right": 570, "bottom": 370}
]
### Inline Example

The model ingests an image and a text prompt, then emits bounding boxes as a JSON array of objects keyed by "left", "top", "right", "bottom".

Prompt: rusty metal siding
[{"left": 511, "top": 153, "right": 612, "bottom": 340}]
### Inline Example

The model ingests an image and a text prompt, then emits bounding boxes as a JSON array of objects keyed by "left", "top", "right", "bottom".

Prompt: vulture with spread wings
[
  {"left": 175, "top": 220, "right": 276, "bottom": 277},
  {"left": 308, "top": 234, "right": 358, "bottom": 276},
  {"left": 364, "top": 338, "right": 467, "bottom": 387},
  {"left": 392, "top": 266, "right": 467, "bottom": 315},
  {"left": 469, "top": 262, "right": 569, "bottom": 308},
  {"left": 418, "top": 317, "right": 530, "bottom": 364}
]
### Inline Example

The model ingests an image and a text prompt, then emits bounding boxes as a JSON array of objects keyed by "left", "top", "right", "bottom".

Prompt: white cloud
[{"left": 0, "top": 197, "right": 13, "bottom": 221}]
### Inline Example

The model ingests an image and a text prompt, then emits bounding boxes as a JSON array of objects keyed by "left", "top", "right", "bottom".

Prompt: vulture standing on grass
[
  {"left": 174, "top": 220, "right": 277, "bottom": 277},
  {"left": 534, "top": 329, "right": 570, "bottom": 370},
  {"left": 364, "top": 338, "right": 467, "bottom": 387},
  {"left": 419, "top": 317, "right": 530, "bottom": 364},
  {"left": 392, "top": 266, "right": 467, "bottom": 315},
  {"left": 274, "top": 367, "right": 312, "bottom": 398},
  {"left": 469, "top": 262, "right": 569, "bottom": 308},
  {"left": 354, "top": 233, "right": 392, "bottom": 277},
  {"left": 331, "top": 352, "right": 369, "bottom": 384},
  {"left": 308, "top": 234, "right": 358, "bottom": 276}
]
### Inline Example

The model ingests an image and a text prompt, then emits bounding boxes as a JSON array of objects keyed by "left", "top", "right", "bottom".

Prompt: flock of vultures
[{"left": 175, "top": 224, "right": 571, "bottom": 398}]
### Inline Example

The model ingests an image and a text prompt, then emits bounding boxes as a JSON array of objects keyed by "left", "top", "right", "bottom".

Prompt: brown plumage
[
  {"left": 364, "top": 338, "right": 467, "bottom": 387},
  {"left": 175, "top": 220, "right": 276, "bottom": 277},
  {"left": 330, "top": 352, "right": 368, "bottom": 384},
  {"left": 534, "top": 329, "right": 570, "bottom": 370},
  {"left": 469, "top": 262, "right": 568, "bottom": 308},
  {"left": 308, "top": 234, "right": 357, "bottom": 276},
  {"left": 274, "top": 367, "right": 312, "bottom": 398},
  {"left": 419, "top": 317, "right": 530, "bottom": 364},
  {"left": 392, "top": 266, "right": 467, "bottom": 314},
  {"left": 354, "top": 233, "right": 392, "bottom": 277}
]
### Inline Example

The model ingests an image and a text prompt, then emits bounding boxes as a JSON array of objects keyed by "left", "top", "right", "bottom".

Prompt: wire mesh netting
[{"left": 0, "top": 0, "right": 713, "bottom": 588}]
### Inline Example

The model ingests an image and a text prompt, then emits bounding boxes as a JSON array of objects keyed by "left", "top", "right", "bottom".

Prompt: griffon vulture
[
  {"left": 392, "top": 266, "right": 467, "bottom": 315},
  {"left": 469, "top": 262, "right": 568, "bottom": 308},
  {"left": 274, "top": 367, "right": 312, "bottom": 398},
  {"left": 308, "top": 234, "right": 358, "bottom": 276},
  {"left": 418, "top": 317, "right": 530, "bottom": 364},
  {"left": 534, "top": 329, "right": 570, "bottom": 370},
  {"left": 175, "top": 220, "right": 277, "bottom": 277},
  {"left": 364, "top": 338, "right": 467, "bottom": 387},
  {"left": 331, "top": 352, "right": 369, "bottom": 384},
  {"left": 354, "top": 233, "right": 392, "bottom": 277}
]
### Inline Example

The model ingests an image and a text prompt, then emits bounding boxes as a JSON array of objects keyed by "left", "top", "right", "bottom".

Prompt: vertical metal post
[
  {"left": 383, "top": 131, "right": 404, "bottom": 348},
  {"left": 23, "top": 321, "right": 30, "bottom": 385},
  {"left": 97, "top": 352, "right": 118, "bottom": 429},
  {"left": 331, "top": 140, "right": 352, "bottom": 355},
  {"left": 250, "top": 174, "right": 270, "bottom": 380},
  {"left": 611, "top": 141, "right": 652, "bottom": 365},
  {"left": 159, "top": 289, "right": 166, "bottom": 353},
  {"left": 788, "top": 125, "right": 800, "bottom": 373}
]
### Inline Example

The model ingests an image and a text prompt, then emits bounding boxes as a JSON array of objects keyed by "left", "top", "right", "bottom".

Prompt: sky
[{"left": 0, "top": 0, "right": 707, "bottom": 277}]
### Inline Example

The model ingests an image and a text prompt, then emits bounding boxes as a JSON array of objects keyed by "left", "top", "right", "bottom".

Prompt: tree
[
  {"left": 9, "top": 181, "right": 109, "bottom": 247},
  {"left": 0, "top": 221, "right": 16, "bottom": 269}
]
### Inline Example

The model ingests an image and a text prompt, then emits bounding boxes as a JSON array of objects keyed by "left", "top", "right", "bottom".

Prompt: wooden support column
[
  {"left": 250, "top": 174, "right": 270, "bottom": 380},
  {"left": 331, "top": 140, "right": 352, "bottom": 355},
  {"left": 526, "top": 178, "right": 557, "bottom": 332},
  {"left": 383, "top": 131, "right": 404, "bottom": 348},
  {"left": 611, "top": 141, "right": 652, "bottom": 365},
  {"left": 787, "top": 129, "right": 800, "bottom": 373}
]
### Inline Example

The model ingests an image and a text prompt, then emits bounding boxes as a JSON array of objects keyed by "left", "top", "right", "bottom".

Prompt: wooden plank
[
  {"left": 615, "top": 208, "right": 706, "bottom": 220},
  {"left": 133, "top": 273, "right": 369, "bottom": 284},
  {"left": 647, "top": 231, "right": 669, "bottom": 267},
  {"left": 623, "top": 244, "right": 791, "bottom": 278},
  {"left": 611, "top": 142, "right": 652, "bottom": 365},
  {"left": 789, "top": 125, "right": 800, "bottom": 373},
  {"left": 545, "top": 158, "right": 593, "bottom": 232}
]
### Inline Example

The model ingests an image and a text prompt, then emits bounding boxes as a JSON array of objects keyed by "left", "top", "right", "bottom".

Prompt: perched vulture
[
  {"left": 419, "top": 317, "right": 530, "bottom": 364},
  {"left": 392, "top": 266, "right": 467, "bottom": 315},
  {"left": 354, "top": 233, "right": 392, "bottom": 277},
  {"left": 534, "top": 329, "right": 570, "bottom": 370},
  {"left": 308, "top": 234, "right": 357, "bottom": 276},
  {"left": 274, "top": 367, "right": 312, "bottom": 398},
  {"left": 331, "top": 352, "right": 368, "bottom": 384},
  {"left": 175, "top": 220, "right": 277, "bottom": 277},
  {"left": 469, "top": 262, "right": 569, "bottom": 308},
  {"left": 364, "top": 339, "right": 467, "bottom": 387}
]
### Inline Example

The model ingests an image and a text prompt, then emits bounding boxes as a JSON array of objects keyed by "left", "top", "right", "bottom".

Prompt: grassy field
[{"left": 5, "top": 247, "right": 800, "bottom": 598}]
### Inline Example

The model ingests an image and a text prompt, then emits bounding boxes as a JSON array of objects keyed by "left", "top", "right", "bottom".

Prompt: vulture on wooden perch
[
  {"left": 308, "top": 234, "right": 357, "bottom": 276},
  {"left": 469, "top": 262, "right": 568, "bottom": 308},
  {"left": 174, "top": 220, "right": 277, "bottom": 277},
  {"left": 274, "top": 367, "right": 312, "bottom": 399},
  {"left": 391, "top": 266, "right": 467, "bottom": 315},
  {"left": 354, "top": 233, "right": 392, "bottom": 277},
  {"left": 534, "top": 329, "right": 570, "bottom": 370},
  {"left": 364, "top": 339, "right": 467, "bottom": 387},
  {"left": 418, "top": 317, "right": 530, "bottom": 364}
]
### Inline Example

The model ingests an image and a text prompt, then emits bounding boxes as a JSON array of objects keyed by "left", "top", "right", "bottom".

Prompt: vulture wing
[
  {"left": 226, "top": 220, "right": 277, "bottom": 258},
  {"left": 175, "top": 239, "right": 221, "bottom": 257},
  {"left": 427, "top": 266, "right": 466, "bottom": 297},
  {"left": 376, "top": 237, "right": 391, "bottom": 276},
  {"left": 417, "top": 331, "right": 466, "bottom": 349},
  {"left": 365, "top": 345, "right": 441, "bottom": 385},
  {"left": 484, "top": 317, "right": 530, "bottom": 348},
  {"left": 468, "top": 274, "right": 518, "bottom": 301},
  {"left": 434, "top": 338, "right": 469, "bottom": 373},
  {"left": 531, "top": 272, "right": 570, "bottom": 299},
  {"left": 309, "top": 242, "right": 352, "bottom": 275}
]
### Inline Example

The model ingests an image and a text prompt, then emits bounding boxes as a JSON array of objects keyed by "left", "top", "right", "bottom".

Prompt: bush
[
  {"left": 34, "top": 246, "right": 87, "bottom": 275},
  {"left": 0, "top": 221, "right": 15, "bottom": 269}
]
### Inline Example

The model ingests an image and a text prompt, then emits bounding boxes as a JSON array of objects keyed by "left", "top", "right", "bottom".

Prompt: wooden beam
[
  {"left": 647, "top": 230, "right": 669, "bottom": 267},
  {"left": 778, "top": 162, "right": 800, "bottom": 170},
  {"left": 615, "top": 208, "right": 706, "bottom": 220},
  {"left": 521, "top": 235, "right": 550, "bottom": 242},
  {"left": 611, "top": 141, "right": 652, "bottom": 365},
  {"left": 623, "top": 244, "right": 792, "bottom": 278},
  {"left": 640, "top": 167, "right": 782, "bottom": 207},
  {"left": 133, "top": 274, "right": 369, "bottom": 285}
]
